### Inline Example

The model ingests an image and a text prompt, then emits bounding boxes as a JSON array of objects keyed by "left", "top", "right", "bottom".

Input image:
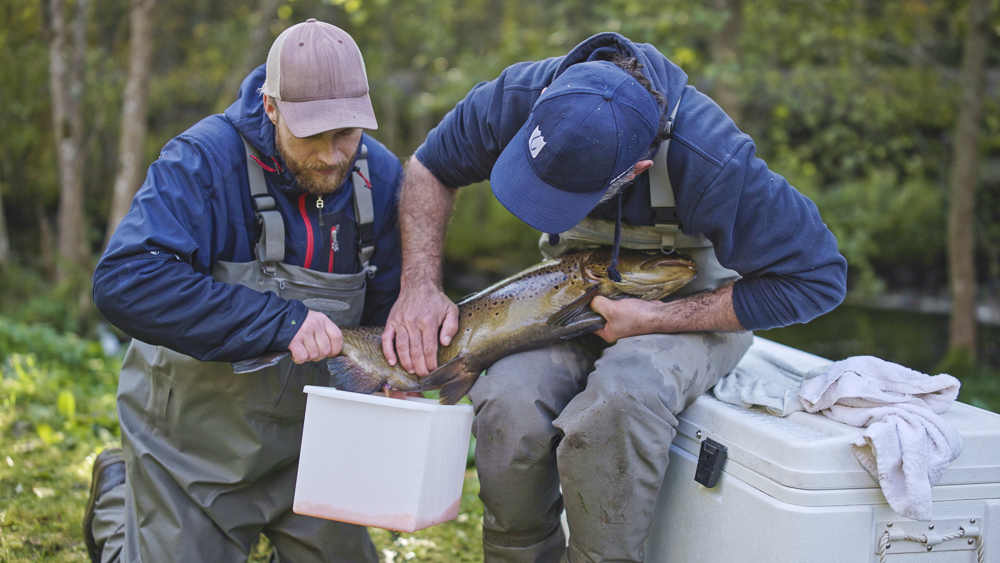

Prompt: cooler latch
[
  {"left": 694, "top": 437, "right": 727, "bottom": 488},
  {"left": 875, "top": 518, "right": 984, "bottom": 562}
]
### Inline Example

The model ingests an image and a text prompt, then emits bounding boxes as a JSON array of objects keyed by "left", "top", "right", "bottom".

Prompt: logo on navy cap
[{"left": 529, "top": 126, "right": 546, "bottom": 158}]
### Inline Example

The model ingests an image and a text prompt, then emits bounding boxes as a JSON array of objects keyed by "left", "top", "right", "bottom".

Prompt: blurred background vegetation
[
  {"left": 2, "top": 0, "right": 1000, "bottom": 560},
  {"left": 1, "top": 0, "right": 998, "bottom": 363}
]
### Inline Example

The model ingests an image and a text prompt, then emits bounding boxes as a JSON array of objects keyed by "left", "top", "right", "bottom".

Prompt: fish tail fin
[
  {"left": 327, "top": 356, "right": 383, "bottom": 395},
  {"left": 422, "top": 356, "right": 479, "bottom": 405}
]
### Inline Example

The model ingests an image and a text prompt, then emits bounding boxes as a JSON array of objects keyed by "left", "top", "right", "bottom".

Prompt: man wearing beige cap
[{"left": 83, "top": 19, "right": 400, "bottom": 562}]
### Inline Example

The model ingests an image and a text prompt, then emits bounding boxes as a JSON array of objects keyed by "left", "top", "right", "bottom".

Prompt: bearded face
[{"left": 272, "top": 112, "right": 363, "bottom": 196}]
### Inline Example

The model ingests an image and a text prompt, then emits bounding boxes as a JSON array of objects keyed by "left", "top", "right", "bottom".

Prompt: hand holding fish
[
  {"left": 382, "top": 282, "right": 460, "bottom": 376},
  {"left": 591, "top": 283, "right": 746, "bottom": 343},
  {"left": 288, "top": 310, "right": 344, "bottom": 363},
  {"left": 233, "top": 249, "right": 700, "bottom": 404},
  {"left": 589, "top": 296, "right": 660, "bottom": 343}
]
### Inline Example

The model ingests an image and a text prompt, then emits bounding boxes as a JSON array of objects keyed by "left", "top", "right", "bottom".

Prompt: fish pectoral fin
[
  {"left": 560, "top": 321, "right": 606, "bottom": 340},
  {"left": 422, "top": 356, "right": 479, "bottom": 405},
  {"left": 327, "top": 356, "right": 384, "bottom": 395},
  {"left": 547, "top": 285, "right": 603, "bottom": 328},
  {"left": 232, "top": 351, "right": 291, "bottom": 374}
]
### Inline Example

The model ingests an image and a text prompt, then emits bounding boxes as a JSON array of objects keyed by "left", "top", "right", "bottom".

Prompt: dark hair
[{"left": 609, "top": 54, "right": 672, "bottom": 145}]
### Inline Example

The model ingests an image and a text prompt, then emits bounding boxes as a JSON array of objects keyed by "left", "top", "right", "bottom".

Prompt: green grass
[
  {"left": 2, "top": 314, "right": 996, "bottom": 562},
  {"left": 0, "top": 317, "right": 483, "bottom": 562}
]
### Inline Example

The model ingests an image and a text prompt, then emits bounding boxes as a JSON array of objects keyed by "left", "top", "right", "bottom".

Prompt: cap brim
[
  {"left": 491, "top": 122, "right": 608, "bottom": 234},
  {"left": 275, "top": 94, "right": 378, "bottom": 138}
]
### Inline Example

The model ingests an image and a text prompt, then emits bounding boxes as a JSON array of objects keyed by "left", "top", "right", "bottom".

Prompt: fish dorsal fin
[{"left": 546, "top": 285, "right": 603, "bottom": 328}]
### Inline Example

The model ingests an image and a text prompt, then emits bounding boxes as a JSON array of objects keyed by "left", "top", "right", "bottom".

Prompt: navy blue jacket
[
  {"left": 94, "top": 66, "right": 403, "bottom": 362},
  {"left": 416, "top": 33, "right": 847, "bottom": 331}
]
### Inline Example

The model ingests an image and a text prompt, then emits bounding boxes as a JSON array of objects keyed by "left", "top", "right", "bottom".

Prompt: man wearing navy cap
[{"left": 384, "top": 33, "right": 847, "bottom": 562}]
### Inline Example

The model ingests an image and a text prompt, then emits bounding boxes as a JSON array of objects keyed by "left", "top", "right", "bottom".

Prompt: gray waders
[
  {"left": 472, "top": 89, "right": 754, "bottom": 563},
  {"left": 91, "top": 138, "right": 380, "bottom": 563}
]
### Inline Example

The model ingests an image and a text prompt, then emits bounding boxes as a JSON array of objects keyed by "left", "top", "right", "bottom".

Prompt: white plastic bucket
[{"left": 293, "top": 386, "right": 475, "bottom": 532}]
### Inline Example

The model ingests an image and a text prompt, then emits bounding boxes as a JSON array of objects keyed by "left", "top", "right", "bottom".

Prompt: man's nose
[{"left": 315, "top": 140, "right": 342, "bottom": 167}]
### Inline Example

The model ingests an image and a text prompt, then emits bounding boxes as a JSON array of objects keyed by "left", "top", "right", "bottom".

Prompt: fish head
[{"left": 582, "top": 249, "right": 697, "bottom": 300}]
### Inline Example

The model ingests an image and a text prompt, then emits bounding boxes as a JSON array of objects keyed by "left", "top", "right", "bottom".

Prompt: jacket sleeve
[
  {"left": 677, "top": 140, "right": 847, "bottom": 331},
  {"left": 415, "top": 60, "right": 560, "bottom": 188},
  {"left": 93, "top": 132, "right": 307, "bottom": 362}
]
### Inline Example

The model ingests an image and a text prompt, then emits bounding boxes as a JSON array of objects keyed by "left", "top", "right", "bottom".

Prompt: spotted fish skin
[{"left": 327, "top": 248, "right": 697, "bottom": 404}]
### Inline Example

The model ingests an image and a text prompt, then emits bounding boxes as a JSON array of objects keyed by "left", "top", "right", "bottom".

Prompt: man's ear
[
  {"left": 626, "top": 159, "right": 654, "bottom": 181},
  {"left": 263, "top": 94, "right": 278, "bottom": 125}
]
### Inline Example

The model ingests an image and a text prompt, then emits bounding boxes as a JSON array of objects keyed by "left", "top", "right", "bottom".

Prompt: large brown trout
[
  {"left": 333, "top": 248, "right": 695, "bottom": 404},
  {"left": 232, "top": 249, "right": 696, "bottom": 405}
]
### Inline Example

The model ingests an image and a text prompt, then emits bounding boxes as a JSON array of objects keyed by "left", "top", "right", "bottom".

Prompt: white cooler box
[{"left": 644, "top": 338, "right": 1000, "bottom": 563}]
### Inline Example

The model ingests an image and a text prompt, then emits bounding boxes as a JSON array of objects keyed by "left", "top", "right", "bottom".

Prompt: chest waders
[
  {"left": 111, "top": 136, "right": 379, "bottom": 562},
  {"left": 469, "top": 88, "right": 753, "bottom": 562},
  {"left": 539, "top": 86, "right": 741, "bottom": 296}
]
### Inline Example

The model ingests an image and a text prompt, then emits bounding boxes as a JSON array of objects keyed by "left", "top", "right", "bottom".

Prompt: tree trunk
[
  {"left": 946, "top": 0, "right": 990, "bottom": 361},
  {"left": 104, "top": 0, "right": 156, "bottom": 247},
  {"left": 0, "top": 189, "right": 9, "bottom": 267},
  {"left": 711, "top": 0, "right": 744, "bottom": 126},
  {"left": 37, "top": 201, "right": 56, "bottom": 275},
  {"left": 49, "top": 0, "right": 90, "bottom": 279}
]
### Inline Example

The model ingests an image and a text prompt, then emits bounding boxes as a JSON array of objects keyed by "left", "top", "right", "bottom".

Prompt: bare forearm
[
  {"left": 592, "top": 283, "right": 746, "bottom": 343},
  {"left": 398, "top": 155, "right": 456, "bottom": 289},
  {"left": 385, "top": 156, "right": 461, "bottom": 374},
  {"left": 653, "top": 283, "right": 746, "bottom": 333}
]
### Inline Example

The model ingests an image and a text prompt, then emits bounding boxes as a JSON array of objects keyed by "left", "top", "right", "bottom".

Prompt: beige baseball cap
[{"left": 262, "top": 19, "right": 378, "bottom": 137}]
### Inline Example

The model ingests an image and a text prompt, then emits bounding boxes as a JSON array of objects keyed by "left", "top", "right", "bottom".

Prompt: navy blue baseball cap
[{"left": 491, "top": 61, "right": 661, "bottom": 234}]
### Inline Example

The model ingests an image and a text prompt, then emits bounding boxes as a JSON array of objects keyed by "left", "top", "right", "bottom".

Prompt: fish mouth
[
  {"left": 581, "top": 251, "right": 697, "bottom": 281},
  {"left": 639, "top": 255, "right": 697, "bottom": 272},
  {"left": 601, "top": 252, "right": 698, "bottom": 300}
]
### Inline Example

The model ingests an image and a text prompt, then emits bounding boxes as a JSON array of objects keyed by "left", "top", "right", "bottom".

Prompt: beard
[{"left": 275, "top": 130, "right": 354, "bottom": 195}]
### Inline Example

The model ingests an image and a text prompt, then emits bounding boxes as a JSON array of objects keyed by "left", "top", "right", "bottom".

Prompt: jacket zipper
[{"left": 298, "top": 194, "right": 314, "bottom": 268}]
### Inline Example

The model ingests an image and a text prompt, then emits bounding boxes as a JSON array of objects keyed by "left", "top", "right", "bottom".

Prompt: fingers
[
  {"left": 392, "top": 320, "right": 434, "bottom": 376},
  {"left": 418, "top": 320, "right": 439, "bottom": 373},
  {"left": 381, "top": 324, "right": 398, "bottom": 366},
  {"left": 403, "top": 318, "right": 433, "bottom": 376},
  {"left": 589, "top": 295, "right": 611, "bottom": 315},
  {"left": 288, "top": 339, "right": 311, "bottom": 364},
  {"left": 325, "top": 321, "right": 343, "bottom": 357},
  {"left": 288, "top": 311, "right": 342, "bottom": 363},
  {"left": 382, "top": 287, "right": 457, "bottom": 376},
  {"left": 394, "top": 326, "right": 415, "bottom": 374},
  {"left": 590, "top": 296, "right": 618, "bottom": 344},
  {"left": 440, "top": 304, "right": 460, "bottom": 347},
  {"left": 594, "top": 324, "right": 616, "bottom": 344}
]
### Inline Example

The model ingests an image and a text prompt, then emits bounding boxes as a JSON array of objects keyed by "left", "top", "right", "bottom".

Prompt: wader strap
[
  {"left": 648, "top": 87, "right": 685, "bottom": 252},
  {"left": 352, "top": 143, "right": 375, "bottom": 268},
  {"left": 241, "top": 135, "right": 285, "bottom": 274}
]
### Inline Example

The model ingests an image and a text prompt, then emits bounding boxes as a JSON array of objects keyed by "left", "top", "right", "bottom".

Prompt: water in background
[{"left": 759, "top": 305, "right": 1000, "bottom": 374}]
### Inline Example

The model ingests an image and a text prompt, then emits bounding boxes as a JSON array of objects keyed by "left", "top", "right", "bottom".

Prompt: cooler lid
[{"left": 677, "top": 338, "right": 1000, "bottom": 492}]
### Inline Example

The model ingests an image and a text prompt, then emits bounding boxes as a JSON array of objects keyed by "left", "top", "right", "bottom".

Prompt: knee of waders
[{"left": 474, "top": 402, "right": 562, "bottom": 463}]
